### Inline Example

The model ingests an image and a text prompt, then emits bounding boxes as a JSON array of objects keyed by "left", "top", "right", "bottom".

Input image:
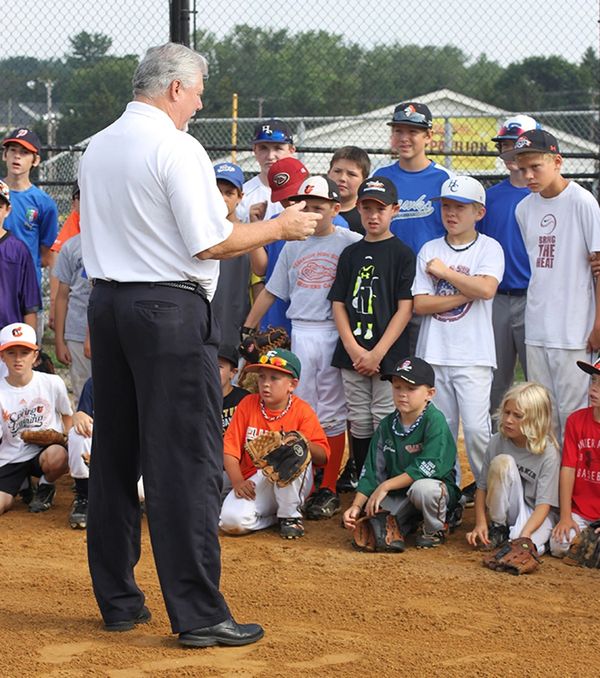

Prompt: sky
[{"left": 1, "top": 0, "right": 598, "bottom": 66}]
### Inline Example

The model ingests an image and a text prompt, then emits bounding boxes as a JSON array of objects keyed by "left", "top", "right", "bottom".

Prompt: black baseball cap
[
  {"left": 2, "top": 128, "right": 41, "bottom": 154},
  {"left": 357, "top": 176, "right": 398, "bottom": 205},
  {"left": 387, "top": 102, "right": 433, "bottom": 129},
  {"left": 382, "top": 356, "right": 435, "bottom": 386},
  {"left": 501, "top": 129, "right": 560, "bottom": 160},
  {"left": 577, "top": 357, "right": 600, "bottom": 377},
  {"left": 252, "top": 118, "right": 293, "bottom": 145},
  {"left": 218, "top": 344, "right": 239, "bottom": 367}
]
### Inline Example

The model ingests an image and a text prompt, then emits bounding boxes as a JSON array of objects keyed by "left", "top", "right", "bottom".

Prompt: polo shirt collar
[{"left": 125, "top": 101, "right": 176, "bottom": 128}]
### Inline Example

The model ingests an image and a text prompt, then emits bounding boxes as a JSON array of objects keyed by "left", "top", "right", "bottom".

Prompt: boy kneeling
[
  {"left": 220, "top": 349, "right": 329, "bottom": 539},
  {"left": 343, "top": 357, "right": 460, "bottom": 550},
  {"left": 0, "top": 323, "right": 72, "bottom": 515}
]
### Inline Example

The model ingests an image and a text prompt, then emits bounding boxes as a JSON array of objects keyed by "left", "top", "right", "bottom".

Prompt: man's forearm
[{"left": 197, "top": 220, "right": 282, "bottom": 260}]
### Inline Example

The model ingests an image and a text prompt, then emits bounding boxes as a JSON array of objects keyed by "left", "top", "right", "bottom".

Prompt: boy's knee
[
  {"left": 0, "top": 492, "right": 14, "bottom": 515},
  {"left": 488, "top": 453, "right": 516, "bottom": 481},
  {"left": 349, "top": 417, "right": 374, "bottom": 439},
  {"left": 40, "top": 445, "right": 69, "bottom": 475},
  {"left": 407, "top": 478, "right": 444, "bottom": 505},
  {"left": 219, "top": 499, "right": 253, "bottom": 535}
]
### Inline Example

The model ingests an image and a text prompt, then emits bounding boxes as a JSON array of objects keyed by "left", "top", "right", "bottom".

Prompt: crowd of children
[{"left": 1, "top": 108, "right": 600, "bottom": 567}]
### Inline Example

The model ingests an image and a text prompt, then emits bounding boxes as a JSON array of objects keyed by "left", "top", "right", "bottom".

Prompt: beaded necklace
[{"left": 260, "top": 395, "right": 293, "bottom": 422}]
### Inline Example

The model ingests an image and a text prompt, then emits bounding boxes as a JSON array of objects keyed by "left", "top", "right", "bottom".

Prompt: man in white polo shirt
[{"left": 78, "top": 42, "right": 320, "bottom": 648}]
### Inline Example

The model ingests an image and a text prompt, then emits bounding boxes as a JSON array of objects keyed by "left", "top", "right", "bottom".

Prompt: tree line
[{"left": 1, "top": 28, "right": 597, "bottom": 147}]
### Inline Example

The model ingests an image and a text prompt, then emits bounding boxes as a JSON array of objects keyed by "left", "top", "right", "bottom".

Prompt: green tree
[{"left": 68, "top": 31, "right": 113, "bottom": 66}]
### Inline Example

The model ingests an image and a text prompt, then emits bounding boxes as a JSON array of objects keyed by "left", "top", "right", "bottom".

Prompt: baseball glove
[
  {"left": 353, "top": 512, "right": 405, "bottom": 553},
  {"left": 245, "top": 430, "right": 310, "bottom": 487},
  {"left": 239, "top": 326, "right": 290, "bottom": 363},
  {"left": 21, "top": 428, "right": 67, "bottom": 448},
  {"left": 564, "top": 520, "right": 600, "bottom": 568},
  {"left": 482, "top": 536, "right": 541, "bottom": 575}
]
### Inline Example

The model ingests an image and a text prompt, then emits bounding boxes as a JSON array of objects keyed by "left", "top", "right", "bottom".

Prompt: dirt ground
[{"left": 1, "top": 451, "right": 599, "bottom": 678}]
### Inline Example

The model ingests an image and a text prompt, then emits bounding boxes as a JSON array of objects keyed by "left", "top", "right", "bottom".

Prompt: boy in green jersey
[{"left": 342, "top": 356, "right": 460, "bottom": 550}]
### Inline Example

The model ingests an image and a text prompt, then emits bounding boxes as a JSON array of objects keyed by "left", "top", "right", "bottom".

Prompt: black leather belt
[
  {"left": 93, "top": 279, "right": 207, "bottom": 299},
  {"left": 497, "top": 288, "right": 527, "bottom": 297}
]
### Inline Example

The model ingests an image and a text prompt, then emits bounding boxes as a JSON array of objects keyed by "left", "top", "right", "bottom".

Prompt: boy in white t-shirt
[
  {"left": 0, "top": 323, "right": 72, "bottom": 516},
  {"left": 412, "top": 176, "right": 505, "bottom": 490},
  {"left": 508, "top": 129, "right": 600, "bottom": 440}
]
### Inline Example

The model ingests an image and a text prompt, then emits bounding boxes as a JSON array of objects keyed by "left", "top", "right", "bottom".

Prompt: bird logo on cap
[
  {"left": 304, "top": 184, "right": 314, "bottom": 194},
  {"left": 12, "top": 327, "right": 23, "bottom": 337}
]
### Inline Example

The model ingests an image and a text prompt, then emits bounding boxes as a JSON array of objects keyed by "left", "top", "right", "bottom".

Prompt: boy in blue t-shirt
[
  {"left": 477, "top": 115, "right": 539, "bottom": 420},
  {"left": 2, "top": 128, "right": 59, "bottom": 291}
]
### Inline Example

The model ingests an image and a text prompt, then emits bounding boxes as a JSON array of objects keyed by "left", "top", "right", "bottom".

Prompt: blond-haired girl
[{"left": 466, "top": 382, "right": 560, "bottom": 554}]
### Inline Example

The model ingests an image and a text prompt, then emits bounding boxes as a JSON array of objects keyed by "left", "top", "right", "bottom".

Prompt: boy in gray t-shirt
[
  {"left": 53, "top": 233, "right": 92, "bottom": 400},
  {"left": 243, "top": 176, "right": 361, "bottom": 520}
]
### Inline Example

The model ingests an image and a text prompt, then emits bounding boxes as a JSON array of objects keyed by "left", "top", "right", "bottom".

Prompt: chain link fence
[{"left": 1, "top": 1, "right": 599, "bottom": 214}]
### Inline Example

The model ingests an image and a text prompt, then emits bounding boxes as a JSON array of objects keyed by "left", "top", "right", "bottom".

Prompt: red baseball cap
[{"left": 267, "top": 158, "right": 309, "bottom": 203}]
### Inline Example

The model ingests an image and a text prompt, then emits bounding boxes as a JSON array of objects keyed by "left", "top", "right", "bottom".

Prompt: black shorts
[{"left": 0, "top": 454, "right": 44, "bottom": 496}]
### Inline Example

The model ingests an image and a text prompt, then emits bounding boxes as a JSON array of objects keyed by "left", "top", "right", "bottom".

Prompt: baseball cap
[
  {"left": 382, "top": 356, "right": 435, "bottom": 386},
  {"left": 218, "top": 344, "right": 239, "bottom": 367},
  {"left": 432, "top": 176, "right": 486, "bottom": 206},
  {"left": 252, "top": 119, "right": 294, "bottom": 145},
  {"left": 243, "top": 348, "right": 301, "bottom": 379},
  {"left": 577, "top": 357, "right": 600, "bottom": 377},
  {"left": 214, "top": 162, "right": 244, "bottom": 191},
  {"left": 288, "top": 176, "right": 341, "bottom": 203},
  {"left": 2, "top": 128, "right": 41, "bottom": 154},
  {"left": 267, "top": 158, "right": 309, "bottom": 203},
  {"left": 0, "top": 180, "right": 10, "bottom": 206},
  {"left": 0, "top": 323, "right": 38, "bottom": 352},
  {"left": 502, "top": 129, "right": 560, "bottom": 160},
  {"left": 387, "top": 102, "right": 433, "bottom": 129},
  {"left": 357, "top": 177, "right": 398, "bottom": 205},
  {"left": 492, "top": 115, "right": 540, "bottom": 142}
]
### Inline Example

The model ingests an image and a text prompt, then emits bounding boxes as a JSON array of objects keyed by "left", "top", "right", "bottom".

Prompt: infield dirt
[{"left": 1, "top": 451, "right": 598, "bottom": 677}]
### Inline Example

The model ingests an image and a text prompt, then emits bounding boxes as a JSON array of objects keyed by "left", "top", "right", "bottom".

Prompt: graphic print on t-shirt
[
  {"left": 295, "top": 251, "right": 338, "bottom": 289},
  {"left": 432, "top": 264, "right": 473, "bottom": 322},
  {"left": 536, "top": 214, "right": 556, "bottom": 269},
  {"left": 3, "top": 397, "right": 50, "bottom": 437},
  {"left": 351, "top": 255, "right": 378, "bottom": 340},
  {"left": 577, "top": 441, "right": 600, "bottom": 484}
]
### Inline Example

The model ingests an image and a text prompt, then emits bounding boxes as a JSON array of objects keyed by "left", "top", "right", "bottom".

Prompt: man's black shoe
[
  {"left": 104, "top": 606, "right": 152, "bottom": 632},
  {"left": 179, "top": 617, "right": 264, "bottom": 648}
]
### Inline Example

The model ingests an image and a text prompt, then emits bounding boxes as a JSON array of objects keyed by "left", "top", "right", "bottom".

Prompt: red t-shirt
[
  {"left": 223, "top": 394, "right": 330, "bottom": 480},
  {"left": 562, "top": 407, "right": 600, "bottom": 520}
]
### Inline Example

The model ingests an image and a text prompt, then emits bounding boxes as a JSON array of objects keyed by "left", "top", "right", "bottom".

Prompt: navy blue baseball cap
[
  {"left": 214, "top": 162, "right": 244, "bottom": 190},
  {"left": 387, "top": 102, "right": 432, "bottom": 129},
  {"left": 3, "top": 127, "right": 41, "bottom": 154},
  {"left": 252, "top": 119, "right": 294, "bottom": 145}
]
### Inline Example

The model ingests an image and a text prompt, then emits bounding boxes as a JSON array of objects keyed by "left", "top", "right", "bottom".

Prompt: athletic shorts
[{"left": 0, "top": 454, "right": 44, "bottom": 496}]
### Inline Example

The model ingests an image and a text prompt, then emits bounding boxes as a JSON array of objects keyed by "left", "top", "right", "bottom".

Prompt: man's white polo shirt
[{"left": 79, "top": 101, "right": 233, "bottom": 300}]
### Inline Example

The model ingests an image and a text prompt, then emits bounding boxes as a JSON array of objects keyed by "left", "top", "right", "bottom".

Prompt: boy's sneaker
[
  {"left": 461, "top": 482, "right": 477, "bottom": 508},
  {"left": 447, "top": 503, "right": 464, "bottom": 532},
  {"left": 336, "top": 459, "right": 358, "bottom": 493},
  {"left": 415, "top": 527, "right": 446, "bottom": 549},
  {"left": 303, "top": 488, "right": 340, "bottom": 520},
  {"left": 482, "top": 522, "right": 510, "bottom": 550},
  {"left": 69, "top": 495, "right": 88, "bottom": 529},
  {"left": 29, "top": 483, "right": 56, "bottom": 513},
  {"left": 279, "top": 517, "right": 305, "bottom": 539},
  {"left": 19, "top": 478, "right": 34, "bottom": 505}
]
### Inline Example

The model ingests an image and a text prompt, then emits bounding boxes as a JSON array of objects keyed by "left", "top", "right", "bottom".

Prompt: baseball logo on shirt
[{"left": 432, "top": 265, "right": 472, "bottom": 322}]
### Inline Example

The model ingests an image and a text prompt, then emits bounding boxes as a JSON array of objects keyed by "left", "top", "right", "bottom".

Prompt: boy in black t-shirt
[
  {"left": 219, "top": 345, "right": 249, "bottom": 435},
  {"left": 328, "top": 177, "right": 415, "bottom": 473}
]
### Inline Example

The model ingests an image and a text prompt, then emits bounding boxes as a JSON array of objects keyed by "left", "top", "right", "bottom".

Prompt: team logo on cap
[
  {"left": 404, "top": 105, "right": 416, "bottom": 116},
  {"left": 217, "top": 164, "right": 236, "bottom": 172},
  {"left": 12, "top": 327, "right": 23, "bottom": 337},
  {"left": 16, "top": 129, "right": 28, "bottom": 138},
  {"left": 398, "top": 359, "right": 412, "bottom": 371},
  {"left": 514, "top": 137, "right": 532, "bottom": 149},
  {"left": 364, "top": 180, "right": 385, "bottom": 192},
  {"left": 262, "top": 125, "right": 272, "bottom": 134},
  {"left": 273, "top": 172, "right": 290, "bottom": 187},
  {"left": 448, "top": 179, "right": 460, "bottom": 192},
  {"left": 304, "top": 184, "right": 314, "bottom": 194}
]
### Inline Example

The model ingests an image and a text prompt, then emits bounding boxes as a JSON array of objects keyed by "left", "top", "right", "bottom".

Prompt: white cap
[
  {"left": 433, "top": 176, "right": 486, "bottom": 206},
  {"left": 0, "top": 323, "right": 38, "bottom": 351},
  {"left": 288, "top": 175, "right": 341, "bottom": 203}
]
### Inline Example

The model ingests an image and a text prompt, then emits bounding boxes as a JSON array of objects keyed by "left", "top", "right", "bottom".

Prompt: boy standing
[
  {"left": 343, "top": 357, "right": 460, "bottom": 550},
  {"left": 219, "top": 348, "right": 329, "bottom": 539},
  {"left": 550, "top": 358, "right": 600, "bottom": 556},
  {"left": 412, "top": 176, "right": 504, "bottom": 488},
  {"left": 327, "top": 146, "right": 371, "bottom": 234},
  {"left": 0, "top": 323, "right": 72, "bottom": 516},
  {"left": 373, "top": 102, "right": 451, "bottom": 256},
  {"left": 237, "top": 119, "right": 296, "bottom": 223},
  {"left": 510, "top": 130, "right": 600, "bottom": 439},
  {"left": 2, "top": 129, "right": 59, "bottom": 292},
  {"left": 478, "top": 116, "right": 539, "bottom": 415},
  {"left": 211, "top": 162, "right": 251, "bottom": 346},
  {"left": 328, "top": 177, "right": 415, "bottom": 474},
  {"left": 0, "top": 180, "right": 41, "bottom": 329},
  {"left": 243, "top": 176, "right": 361, "bottom": 518}
]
